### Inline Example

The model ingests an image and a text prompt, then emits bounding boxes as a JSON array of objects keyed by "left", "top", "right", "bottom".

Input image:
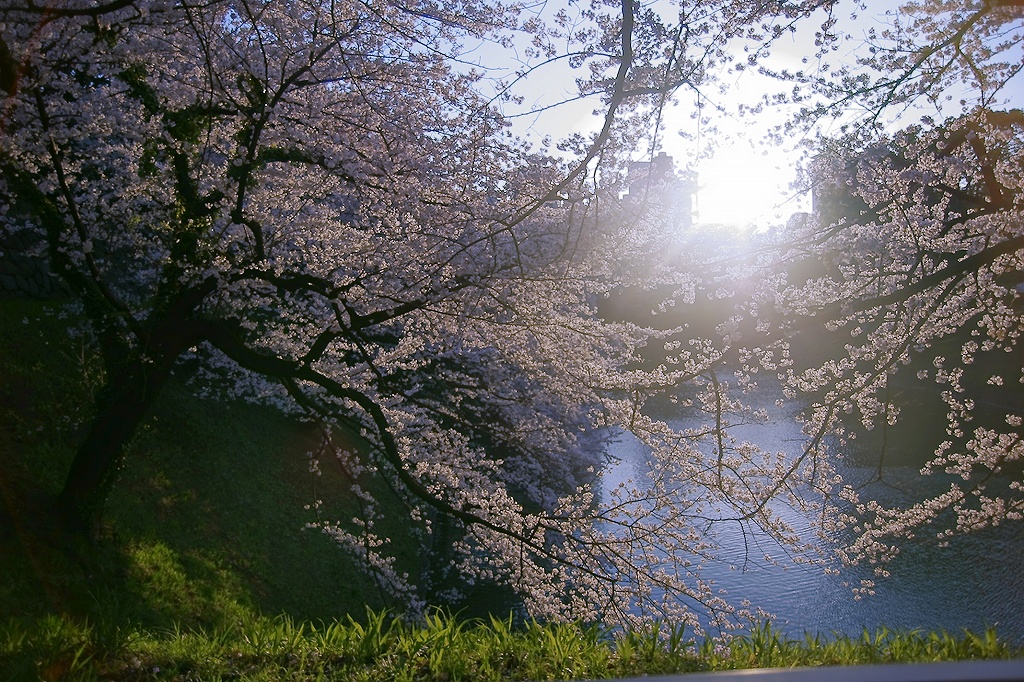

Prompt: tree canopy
[{"left": 1, "top": 0, "right": 1022, "bottom": 631}]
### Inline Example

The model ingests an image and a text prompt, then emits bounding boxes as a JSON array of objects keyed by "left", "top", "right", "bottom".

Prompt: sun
[
  {"left": 691, "top": 138, "right": 808, "bottom": 232},
  {"left": 660, "top": 69, "right": 812, "bottom": 234}
]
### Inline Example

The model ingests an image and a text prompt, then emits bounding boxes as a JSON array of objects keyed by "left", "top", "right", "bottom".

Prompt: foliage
[
  {"left": 1, "top": 0, "right": 1022, "bottom": 634},
  {"left": 2, "top": 609, "right": 1020, "bottom": 682}
]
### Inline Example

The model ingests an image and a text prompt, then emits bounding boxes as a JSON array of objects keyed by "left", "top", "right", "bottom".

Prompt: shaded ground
[{"left": 0, "top": 298, "right": 402, "bottom": 630}]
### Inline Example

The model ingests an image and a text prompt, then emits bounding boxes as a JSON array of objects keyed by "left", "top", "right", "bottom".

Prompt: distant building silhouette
[{"left": 624, "top": 152, "right": 696, "bottom": 230}]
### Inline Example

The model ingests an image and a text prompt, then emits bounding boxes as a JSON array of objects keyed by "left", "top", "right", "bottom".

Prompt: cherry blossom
[{"left": 3, "top": 0, "right": 1019, "bottom": 631}]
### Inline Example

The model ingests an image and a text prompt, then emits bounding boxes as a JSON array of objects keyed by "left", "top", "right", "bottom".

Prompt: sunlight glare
[{"left": 691, "top": 140, "right": 805, "bottom": 231}]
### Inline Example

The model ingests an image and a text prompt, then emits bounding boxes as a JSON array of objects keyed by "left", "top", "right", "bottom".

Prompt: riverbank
[{"left": 2, "top": 299, "right": 1023, "bottom": 680}]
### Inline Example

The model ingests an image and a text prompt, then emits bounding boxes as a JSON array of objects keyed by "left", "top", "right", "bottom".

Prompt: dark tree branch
[
  {"left": 2, "top": 0, "right": 139, "bottom": 18},
  {"left": 193, "top": 316, "right": 617, "bottom": 585}
]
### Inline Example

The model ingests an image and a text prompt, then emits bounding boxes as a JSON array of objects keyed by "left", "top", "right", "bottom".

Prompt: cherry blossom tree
[
  {"left": 762, "top": 1, "right": 1024, "bottom": 581},
  {"left": 10, "top": 0, "right": 1020, "bottom": 633},
  {"left": 1, "top": 0, "right": 849, "bottom": 628}
]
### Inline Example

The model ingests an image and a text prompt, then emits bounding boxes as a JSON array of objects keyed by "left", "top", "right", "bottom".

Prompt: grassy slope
[{"left": 0, "top": 298, "right": 395, "bottom": 630}]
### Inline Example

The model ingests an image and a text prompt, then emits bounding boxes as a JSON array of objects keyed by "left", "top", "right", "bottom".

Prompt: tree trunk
[
  {"left": 55, "top": 352, "right": 176, "bottom": 534},
  {"left": 54, "top": 280, "right": 217, "bottom": 534}
]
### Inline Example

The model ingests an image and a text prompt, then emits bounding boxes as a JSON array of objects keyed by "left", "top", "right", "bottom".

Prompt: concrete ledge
[{"left": 594, "top": 660, "right": 1024, "bottom": 682}]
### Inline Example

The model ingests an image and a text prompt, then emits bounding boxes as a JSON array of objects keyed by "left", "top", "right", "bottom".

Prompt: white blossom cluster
[{"left": 778, "top": 107, "right": 1024, "bottom": 576}]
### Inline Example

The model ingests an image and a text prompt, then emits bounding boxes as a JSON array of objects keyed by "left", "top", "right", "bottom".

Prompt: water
[{"left": 602, "top": 384, "right": 1024, "bottom": 643}]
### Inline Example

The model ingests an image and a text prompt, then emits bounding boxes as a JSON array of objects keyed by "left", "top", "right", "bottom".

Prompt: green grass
[
  {"left": 1, "top": 610, "right": 1020, "bottom": 682},
  {"left": 1, "top": 299, "right": 1022, "bottom": 681},
  {"left": 0, "top": 299, "right": 398, "bottom": 629}
]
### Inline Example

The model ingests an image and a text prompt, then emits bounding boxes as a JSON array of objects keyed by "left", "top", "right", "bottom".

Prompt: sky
[
  {"left": 662, "top": 3, "right": 1024, "bottom": 231},
  {"left": 655, "top": 5, "right": 860, "bottom": 231},
  {"left": 468, "top": 1, "right": 1024, "bottom": 233},
  {"left": 506, "top": 76, "right": 809, "bottom": 231},
  {"left": 473, "top": 0, "right": 834, "bottom": 232},
  {"left": 663, "top": 100, "right": 809, "bottom": 231}
]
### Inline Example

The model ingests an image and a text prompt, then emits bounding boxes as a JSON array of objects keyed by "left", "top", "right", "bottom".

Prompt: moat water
[{"left": 601, "top": 381, "right": 1024, "bottom": 644}]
